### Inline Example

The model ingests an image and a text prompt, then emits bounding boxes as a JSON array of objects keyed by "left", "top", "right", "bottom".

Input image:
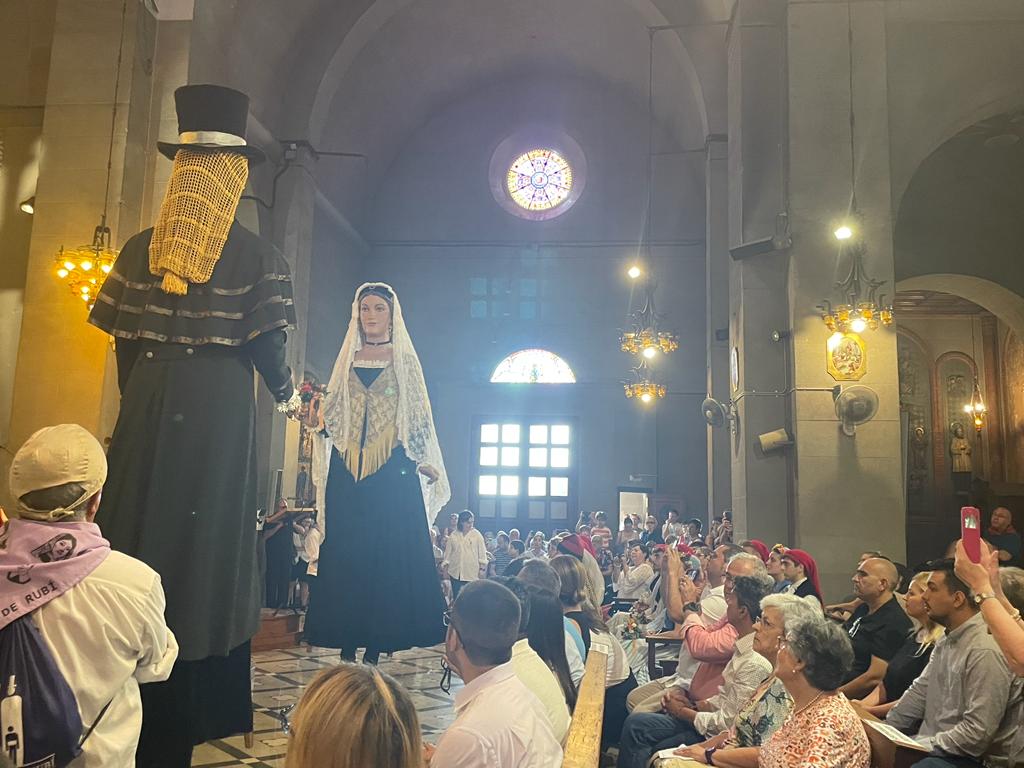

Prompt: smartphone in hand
[{"left": 961, "top": 506, "right": 982, "bottom": 563}]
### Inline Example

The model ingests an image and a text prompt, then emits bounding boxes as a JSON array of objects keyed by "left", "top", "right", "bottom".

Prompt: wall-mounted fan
[
  {"left": 702, "top": 397, "right": 737, "bottom": 431},
  {"left": 834, "top": 385, "right": 879, "bottom": 436}
]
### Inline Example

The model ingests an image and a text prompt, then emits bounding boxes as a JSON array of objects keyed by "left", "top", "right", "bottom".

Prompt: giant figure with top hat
[{"left": 88, "top": 85, "right": 301, "bottom": 765}]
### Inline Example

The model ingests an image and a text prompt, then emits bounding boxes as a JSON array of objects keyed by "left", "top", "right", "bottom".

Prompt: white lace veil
[{"left": 313, "top": 282, "right": 450, "bottom": 537}]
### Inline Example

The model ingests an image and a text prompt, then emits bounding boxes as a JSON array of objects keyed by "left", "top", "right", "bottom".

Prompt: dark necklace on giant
[{"left": 364, "top": 339, "right": 392, "bottom": 346}]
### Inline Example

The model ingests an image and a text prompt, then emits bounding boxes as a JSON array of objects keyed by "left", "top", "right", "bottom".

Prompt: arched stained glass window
[
  {"left": 491, "top": 349, "right": 576, "bottom": 384},
  {"left": 507, "top": 149, "right": 573, "bottom": 212}
]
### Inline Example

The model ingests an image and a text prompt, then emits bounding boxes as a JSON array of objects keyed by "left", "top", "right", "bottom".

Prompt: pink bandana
[{"left": 0, "top": 519, "right": 110, "bottom": 630}]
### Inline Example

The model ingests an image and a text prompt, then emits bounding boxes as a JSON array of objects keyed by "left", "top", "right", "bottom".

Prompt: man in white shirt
[
  {"left": 428, "top": 580, "right": 562, "bottom": 768},
  {"left": 499, "top": 578, "right": 571, "bottom": 742},
  {"left": 4, "top": 424, "right": 178, "bottom": 768},
  {"left": 617, "top": 571, "right": 775, "bottom": 768}
]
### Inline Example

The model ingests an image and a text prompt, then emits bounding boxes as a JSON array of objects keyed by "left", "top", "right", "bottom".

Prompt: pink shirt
[{"left": 681, "top": 613, "right": 737, "bottom": 702}]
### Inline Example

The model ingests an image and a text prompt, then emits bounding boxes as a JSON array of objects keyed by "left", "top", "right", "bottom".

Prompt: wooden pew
[
  {"left": 561, "top": 649, "right": 609, "bottom": 768},
  {"left": 851, "top": 702, "right": 930, "bottom": 768}
]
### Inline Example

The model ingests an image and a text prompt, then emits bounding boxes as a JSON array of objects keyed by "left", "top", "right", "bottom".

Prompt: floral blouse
[
  {"left": 759, "top": 692, "right": 870, "bottom": 768},
  {"left": 727, "top": 676, "right": 792, "bottom": 748}
]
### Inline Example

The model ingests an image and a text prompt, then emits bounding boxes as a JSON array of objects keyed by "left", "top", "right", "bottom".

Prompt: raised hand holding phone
[{"left": 961, "top": 506, "right": 982, "bottom": 563}]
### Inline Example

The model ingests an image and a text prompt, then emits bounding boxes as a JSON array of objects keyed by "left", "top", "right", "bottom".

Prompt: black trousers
[{"left": 450, "top": 578, "right": 470, "bottom": 602}]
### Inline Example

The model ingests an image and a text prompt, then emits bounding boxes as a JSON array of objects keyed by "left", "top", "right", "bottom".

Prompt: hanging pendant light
[
  {"left": 52, "top": 0, "right": 127, "bottom": 310},
  {"left": 963, "top": 379, "right": 987, "bottom": 431}
]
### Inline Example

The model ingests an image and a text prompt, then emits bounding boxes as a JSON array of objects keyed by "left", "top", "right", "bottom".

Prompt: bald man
[{"left": 838, "top": 557, "right": 913, "bottom": 698}]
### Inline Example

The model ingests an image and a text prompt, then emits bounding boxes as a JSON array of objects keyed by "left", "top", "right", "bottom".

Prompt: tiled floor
[{"left": 191, "top": 644, "right": 460, "bottom": 767}]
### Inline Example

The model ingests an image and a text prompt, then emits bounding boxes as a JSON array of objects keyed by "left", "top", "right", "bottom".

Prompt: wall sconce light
[{"left": 19, "top": 196, "right": 35, "bottom": 215}]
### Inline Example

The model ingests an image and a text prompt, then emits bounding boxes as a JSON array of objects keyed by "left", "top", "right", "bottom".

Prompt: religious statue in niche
[
  {"left": 827, "top": 332, "right": 868, "bottom": 381},
  {"left": 950, "top": 421, "right": 973, "bottom": 495},
  {"left": 911, "top": 424, "right": 929, "bottom": 473}
]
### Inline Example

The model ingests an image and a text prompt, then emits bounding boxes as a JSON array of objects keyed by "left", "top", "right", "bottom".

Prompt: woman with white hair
[{"left": 666, "top": 594, "right": 822, "bottom": 767}]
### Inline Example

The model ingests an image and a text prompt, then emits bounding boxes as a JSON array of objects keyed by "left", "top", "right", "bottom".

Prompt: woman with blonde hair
[
  {"left": 286, "top": 664, "right": 422, "bottom": 768},
  {"left": 857, "top": 569, "right": 944, "bottom": 716}
]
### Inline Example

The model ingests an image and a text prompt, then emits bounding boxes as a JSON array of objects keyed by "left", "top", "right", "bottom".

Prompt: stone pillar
[
  {"left": 1, "top": 1, "right": 192, "bottom": 509},
  {"left": 727, "top": 0, "right": 792, "bottom": 546},
  {"left": 705, "top": 135, "right": 732, "bottom": 523},
  {"left": 786, "top": 0, "right": 904, "bottom": 596},
  {"left": 4, "top": 0, "right": 143, "bottom": 508}
]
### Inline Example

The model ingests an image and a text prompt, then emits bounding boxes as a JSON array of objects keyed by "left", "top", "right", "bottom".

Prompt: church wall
[{"left": 344, "top": 75, "right": 708, "bottom": 525}]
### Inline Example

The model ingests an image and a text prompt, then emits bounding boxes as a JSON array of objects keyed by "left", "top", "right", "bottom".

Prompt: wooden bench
[
  {"left": 852, "top": 702, "right": 930, "bottom": 768},
  {"left": 561, "top": 649, "right": 608, "bottom": 768},
  {"left": 645, "top": 631, "right": 683, "bottom": 680}
]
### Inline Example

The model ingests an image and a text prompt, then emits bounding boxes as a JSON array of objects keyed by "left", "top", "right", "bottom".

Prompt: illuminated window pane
[
  {"left": 481, "top": 424, "right": 499, "bottom": 443},
  {"left": 501, "top": 447, "right": 520, "bottom": 467},
  {"left": 479, "top": 475, "right": 498, "bottom": 496},
  {"left": 502, "top": 424, "right": 521, "bottom": 444},
  {"left": 528, "top": 477, "right": 547, "bottom": 497},
  {"left": 550, "top": 477, "right": 569, "bottom": 497},
  {"left": 500, "top": 476, "right": 520, "bottom": 497},
  {"left": 550, "top": 447, "right": 570, "bottom": 469},
  {"left": 478, "top": 499, "right": 497, "bottom": 518},
  {"left": 530, "top": 425, "right": 548, "bottom": 444},
  {"left": 529, "top": 448, "right": 548, "bottom": 468},
  {"left": 551, "top": 425, "right": 571, "bottom": 445},
  {"left": 491, "top": 349, "right": 576, "bottom": 384},
  {"left": 528, "top": 501, "right": 546, "bottom": 519},
  {"left": 507, "top": 148, "right": 573, "bottom": 212},
  {"left": 479, "top": 446, "right": 499, "bottom": 467}
]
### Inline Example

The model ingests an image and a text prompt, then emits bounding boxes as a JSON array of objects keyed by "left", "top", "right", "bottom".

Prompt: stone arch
[
  {"left": 896, "top": 275, "right": 1024, "bottom": 341},
  {"left": 892, "top": 87, "right": 1024, "bottom": 216},
  {"left": 307, "top": 0, "right": 712, "bottom": 146}
]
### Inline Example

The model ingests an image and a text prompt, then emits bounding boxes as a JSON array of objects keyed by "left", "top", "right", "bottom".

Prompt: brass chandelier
[
  {"left": 620, "top": 270, "right": 677, "bottom": 403},
  {"left": 53, "top": 0, "right": 127, "bottom": 310}
]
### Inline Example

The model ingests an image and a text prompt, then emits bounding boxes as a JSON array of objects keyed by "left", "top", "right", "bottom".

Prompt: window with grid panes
[{"left": 471, "top": 418, "right": 577, "bottom": 532}]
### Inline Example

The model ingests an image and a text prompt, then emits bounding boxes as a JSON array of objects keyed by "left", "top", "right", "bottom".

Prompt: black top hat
[{"left": 157, "top": 84, "right": 266, "bottom": 164}]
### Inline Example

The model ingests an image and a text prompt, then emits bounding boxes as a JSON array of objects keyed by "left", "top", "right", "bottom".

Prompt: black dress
[
  {"left": 881, "top": 631, "right": 934, "bottom": 700},
  {"left": 88, "top": 223, "right": 296, "bottom": 760},
  {"left": 304, "top": 367, "right": 446, "bottom": 653}
]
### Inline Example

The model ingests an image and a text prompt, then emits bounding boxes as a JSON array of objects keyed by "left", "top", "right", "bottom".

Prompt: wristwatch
[
  {"left": 973, "top": 591, "right": 996, "bottom": 606},
  {"left": 705, "top": 747, "right": 718, "bottom": 765}
]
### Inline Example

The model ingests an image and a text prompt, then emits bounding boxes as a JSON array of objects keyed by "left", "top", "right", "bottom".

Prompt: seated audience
[
  {"left": 429, "top": 580, "right": 562, "bottom": 767},
  {"left": 549, "top": 555, "right": 636, "bottom": 749},
  {"left": 556, "top": 533, "right": 605, "bottom": 611},
  {"left": 779, "top": 548, "right": 823, "bottom": 606},
  {"left": 985, "top": 507, "right": 1021, "bottom": 567},
  {"left": 616, "top": 516, "right": 637, "bottom": 553},
  {"left": 666, "top": 593, "right": 822, "bottom": 767},
  {"left": 684, "top": 518, "right": 704, "bottom": 547},
  {"left": 738, "top": 539, "right": 770, "bottom": 564},
  {"left": 527, "top": 532, "right": 548, "bottom": 559},
  {"left": 627, "top": 546, "right": 741, "bottom": 714},
  {"left": 591, "top": 511, "right": 613, "bottom": 543},
  {"left": 491, "top": 531, "right": 513, "bottom": 577},
  {"left": 837, "top": 557, "right": 913, "bottom": 698},
  {"left": 858, "top": 570, "right": 943, "bottom": 716},
  {"left": 767, "top": 544, "right": 791, "bottom": 593},
  {"left": 612, "top": 542, "right": 656, "bottom": 600},
  {"left": 493, "top": 578, "right": 571, "bottom": 743},
  {"left": 4, "top": 424, "right": 178, "bottom": 767},
  {"left": 286, "top": 665, "right": 421, "bottom": 768},
  {"left": 517, "top": 559, "right": 586, "bottom": 687},
  {"left": 886, "top": 559, "right": 1023, "bottom": 768},
  {"left": 663, "top": 508, "right": 684, "bottom": 543},
  {"left": 641, "top": 515, "right": 664, "bottom": 547},
  {"left": 759, "top": 619, "right": 870, "bottom": 768},
  {"left": 616, "top": 570, "right": 775, "bottom": 768},
  {"left": 956, "top": 546, "right": 1024, "bottom": 768}
]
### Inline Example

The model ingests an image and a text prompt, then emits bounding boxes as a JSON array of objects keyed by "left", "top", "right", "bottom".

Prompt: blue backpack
[{"left": 0, "top": 615, "right": 107, "bottom": 768}]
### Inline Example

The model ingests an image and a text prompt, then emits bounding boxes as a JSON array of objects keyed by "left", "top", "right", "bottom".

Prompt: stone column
[
  {"left": 4, "top": 0, "right": 142, "bottom": 507},
  {"left": 726, "top": 0, "right": 792, "bottom": 546},
  {"left": 786, "top": 0, "right": 904, "bottom": 596},
  {"left": 705, "top": 135, "right": 732, "bottom": 523}
]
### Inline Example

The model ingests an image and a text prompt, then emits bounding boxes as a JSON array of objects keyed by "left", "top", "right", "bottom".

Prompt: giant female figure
[{"left": 305, "top": 283, "right": 449, "bottom": 662}]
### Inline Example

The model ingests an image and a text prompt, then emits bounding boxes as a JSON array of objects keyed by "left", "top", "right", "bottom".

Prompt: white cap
[{"left": 9, "top": 424, "right": 107, "bottom": 520}]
